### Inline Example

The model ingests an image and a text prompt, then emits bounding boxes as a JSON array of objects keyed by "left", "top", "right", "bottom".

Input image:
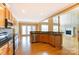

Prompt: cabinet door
[
  {"left": 39, "top": 34, "right": 49, "bottom": 43},
  {"left": 49, "top": 35, "right": 55, "bottom": 46},
  {"left": 0, "top": 5, "right": 5, "bottom": 27},
  {"left": 35, "top": 34, "right": 40, "bottom": 42},
  {"left": 54, "top": 35, "right": 62, "bottom": 49},
  {"left": 8, "top": 39, "right": 13, "bottom": 55},
  {"left": 0, "top": 44, "right": 9, "bottom": 55},
  {"left": 6, "top": 8, "right": 9, "bottom": 19},
  {"left": 32, "top": 34, "right": 38, "bottom": 42}
]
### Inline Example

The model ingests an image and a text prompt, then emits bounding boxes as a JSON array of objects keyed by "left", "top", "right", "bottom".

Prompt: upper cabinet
[
  {"left": 0, "top": 3, "right": 17, "bottom": 28},
  {"left": 0, "top": 4, "right": 5, "bottom": 27},
  {"left": 5, "top": 8, "right": 10, "bottom": 20}
]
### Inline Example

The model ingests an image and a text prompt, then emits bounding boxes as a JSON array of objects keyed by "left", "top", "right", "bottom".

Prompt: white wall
[{"left": 60, "top": 7, "right": 79, "bottom": 54}]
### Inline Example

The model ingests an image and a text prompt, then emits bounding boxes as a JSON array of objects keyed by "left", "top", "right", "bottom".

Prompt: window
[
  {"left": 27, "top": 26, "right": 31, "bottom": 35},
  {"left": 27, "top": 26, "right": 36, "bottom": 35},
  {"left": 53, "top": 16, "right": 58, "bottom": 24},
  {"left": 22, "top": 26, "right": 26, "bottom": 35},
  {"left": 53, "top": 25, "right": 58, "bottom": 32},
  {"left": 41, "top": 25, "right": 48, "bottom": 31},
  {"left": 22, "top": 25, "right": 36, "bottom": 35},
  {"left": 53, "top": 16, "right": 59, "bottom": 32},
  {"left": 31, "top": 26, "right": 36, "bottom": 31}
]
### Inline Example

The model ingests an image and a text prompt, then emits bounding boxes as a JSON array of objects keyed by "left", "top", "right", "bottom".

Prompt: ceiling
[{"left": 7, "top": 3, "right": 75, "bottom": 22}]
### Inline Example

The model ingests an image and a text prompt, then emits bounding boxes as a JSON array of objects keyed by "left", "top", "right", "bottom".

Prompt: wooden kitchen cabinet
[
  {"left": 0, "top": 3, "right": 17, "bottom": 28},
  {"left": 30, "top": 34, "right": 39, "bottom": 42},
  {"left": 0, "top": 40, "right": 13, "bottom": 55},
  {"left": 30, "top": 31, "right": 62, "bottom": 49},
  {"left": 5, "top": 8, "right": 10, "bottom": 20},
  {"left": 39, "top": 34, "right": 49, "bottom": 43},
  {"left": 54, "top": 34, "right": 62, "bottom": 49},
  {"left": 8, "top": 39, "right": 13, "bottom": 55},
  {"left": 49, "top": 35, "right": 55, "bottom": 46},
  {"left": 0, "top": 44, "right": 9, "bottom": 55},
  {"left": 0, "top": 4, "right": 5, "bottom": 27},
  {"left": 35, "top": 34, "right": 40, "bottom": 42}
]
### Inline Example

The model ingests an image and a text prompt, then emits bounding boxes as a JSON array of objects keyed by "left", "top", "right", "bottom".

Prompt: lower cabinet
[
  {"left": 0, "top": 40, "right": 13, "bottom": 55},
  {"left": 8, "top": 39, "right": 13, "bottom": 55},
  {"left": 35, "top": 34, "right": 40, "bottom": 42},
  {"left": 30, "top": 32, "right": 62, "bottom": 49},
  {"left": 0, "top": 44, "right": 9, "bottom": 55},
  {"left": 49, "top": 35, "right": 55, "bottom": 46},
  {"left": 39, "top": 34, "right": 49, "bottom": 43},
  {"left": 54, "top": 35, "right": 62, "bottom": 49}
]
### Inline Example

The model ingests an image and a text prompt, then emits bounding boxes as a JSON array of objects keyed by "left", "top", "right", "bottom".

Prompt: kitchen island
[{"left": 30, "top": 31, "right": 63, "bottom": 49}]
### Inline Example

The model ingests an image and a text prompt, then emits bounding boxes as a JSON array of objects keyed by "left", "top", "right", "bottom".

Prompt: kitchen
[{"left": 0, "top": 3, "right": 79, "bottom": 55}]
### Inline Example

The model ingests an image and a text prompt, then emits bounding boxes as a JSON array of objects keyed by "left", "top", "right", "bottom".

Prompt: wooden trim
[
  {"left": 48, "top": 17, "right": 53, "bottom": 31},
  {"left": 58, "top": 16, "right": 60, "bottom": 32},
  {"left": 19, "top": 21, "right": 39, "bottom": 25},
  {"left": 36, "top": 23, "right": 41, "bottom": 31},
  {"left": 19, "top": 23, "right": 22, "bottom": 40},
  {"left": 41, "top": 3, "right": 79, "bottom": 22},
  {"left": 40, "top": 22, "right": 48, "bottom": 25},
  {"left": 51, "top": 3, "right": 79, "bottom": 17},
  {"left": 4, "top": 4, "right": 6, "bottom": 27}
]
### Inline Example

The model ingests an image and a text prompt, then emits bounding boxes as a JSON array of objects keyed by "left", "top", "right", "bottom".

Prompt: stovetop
[{"left": 0, "top": 31, "right": 13, "bottom": 48}]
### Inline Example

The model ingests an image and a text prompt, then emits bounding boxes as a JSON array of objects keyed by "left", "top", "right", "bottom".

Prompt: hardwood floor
[{"left": 15, "top": 36, "right": 77, "bottom": 55}]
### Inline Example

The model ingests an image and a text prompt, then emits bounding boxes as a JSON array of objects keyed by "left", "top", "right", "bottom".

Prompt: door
[{"left": 21, "top": 25, "right": 36, "bottom": 43}]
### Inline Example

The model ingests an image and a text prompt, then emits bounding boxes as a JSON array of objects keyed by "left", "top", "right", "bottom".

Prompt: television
[
  {"left": 66, "top": 30, "right": 71, "bottom": 35},
  {"left": 65, "top": 27, "right": 75, "bottom": 37}
]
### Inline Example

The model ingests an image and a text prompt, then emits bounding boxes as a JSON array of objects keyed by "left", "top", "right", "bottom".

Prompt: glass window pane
[
  {"left": 22, "top": 26, "right": 26, "bottom": 35},
  {"left": 41, "top": 25, "right": 48, "bottom": 31},
  {"left": 53, "top": 25, "right": 58, "bottom": 32},
  {"left": 22, "top": 25, "right": 36, "bottom": 35},
  {"left": 26, "top": 26, "right": 36, "bottom": 35},
  {"left": 53, "top": 16, "right": 58, "bottom": 23},
  {"left": 27, "top": 26, "right": 31, "bottom": 35},
  {"left": 32, "top": 26, "right": 36, "bottom": 31}
]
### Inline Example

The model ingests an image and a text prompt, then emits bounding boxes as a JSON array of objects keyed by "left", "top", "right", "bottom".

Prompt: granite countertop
[{"left": 30, "top": 31, "right": 63, "bottom": 34}]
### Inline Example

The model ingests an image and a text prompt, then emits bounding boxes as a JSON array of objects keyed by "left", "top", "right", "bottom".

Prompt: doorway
[{"left": 21, "top": 25, "right": 36, "bottom": 45}]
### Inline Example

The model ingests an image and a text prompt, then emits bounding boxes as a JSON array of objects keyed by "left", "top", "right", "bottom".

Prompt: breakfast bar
[{"left": 30, "top": 31, "right": 63, "bottom": 49}]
